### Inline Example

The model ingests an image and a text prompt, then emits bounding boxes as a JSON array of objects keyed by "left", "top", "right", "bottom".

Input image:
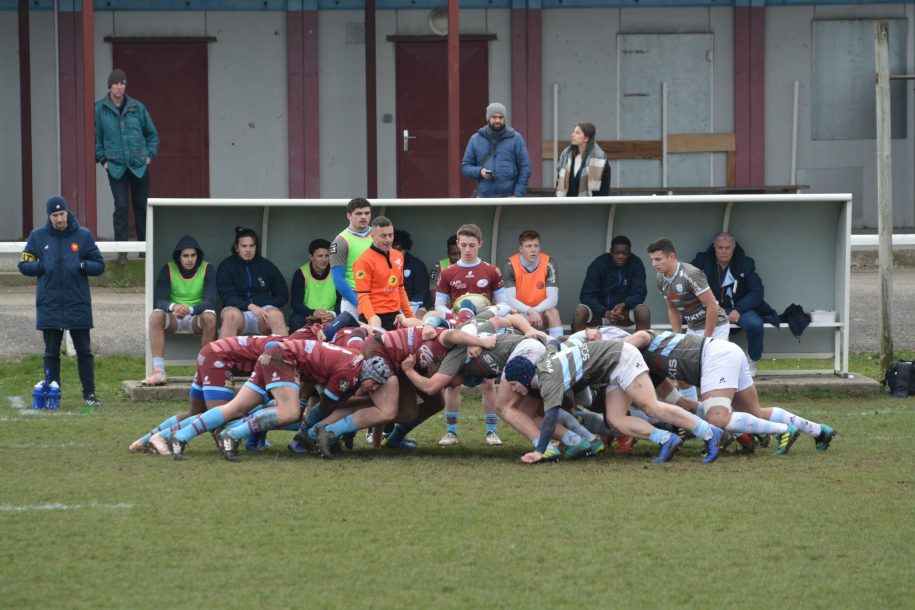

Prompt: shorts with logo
[
  {"left": 603, "top": 342, "right": 650, "bottom": 393},
  {"left": 699, "top": 339, "right": 754, "bottom": 393}
]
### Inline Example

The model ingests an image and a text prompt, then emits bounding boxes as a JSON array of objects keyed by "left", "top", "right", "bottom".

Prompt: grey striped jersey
[
  {"left": 436, "top": 314, "right": 525, "bottom": 378},
  {"left": 639, "top": 330, "right": 705, "bottom": 384},
  {"left": 537, "top": 338, "right": 624, "bottom": 409},
  {"left": 656, "top": 261, "right": 728, "bottom": 332}
]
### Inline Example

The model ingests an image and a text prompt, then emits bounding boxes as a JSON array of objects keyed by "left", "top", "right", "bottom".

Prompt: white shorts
[
  {"left": 340, "top": 300, "right": 358, "bottom": 318},
  {"left": 700, "top": 339, "right": 754, "bottom": 393},
  {"left": 686, "top": 323, "right": 730, "bottom": 341},
  {"left": 241, "top": 306, "right": 277, "bottom": 335},
  {"left": 603, "top": 342, "right": 648, "bottom": 393},
  {"left": 164, "top": 310, "right": 214, "bottom": 334},
  {"left": 568, "top": 326, "right": 631, "bottom": 343}
]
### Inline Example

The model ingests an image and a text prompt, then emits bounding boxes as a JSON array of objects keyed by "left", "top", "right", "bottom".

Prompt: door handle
[{"left": 403, "top": 129, "right": 417, "bottom": 152}]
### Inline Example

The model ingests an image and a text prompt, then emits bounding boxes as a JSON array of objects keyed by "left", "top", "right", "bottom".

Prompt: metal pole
[
  {"left": 18, "top": 0, "right": 33, "bottom": 238},
  {"left": 790, "top": 80, "right": 799, "bottom": 185},
  {"left": 874, "top": 21, "right": 894, "bottom": 371},
  {"left": 552, "top": 83, "right": 558, "bottom": 185},
  {"left": 661, "top": 81, "right": 668, "bottom": 188},
  {"left": 447, "top": 0, "right": 460, "bottom": 197}
]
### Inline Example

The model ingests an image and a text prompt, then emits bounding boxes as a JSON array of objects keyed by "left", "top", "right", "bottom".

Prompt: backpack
[{"left": 883, "top": 360, "right": 915, "bottom": 397}]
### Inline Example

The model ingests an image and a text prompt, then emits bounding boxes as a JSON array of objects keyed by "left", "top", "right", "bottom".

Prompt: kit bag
[{"left": 883, "top": 360, "right": 915, "bottom": 397}]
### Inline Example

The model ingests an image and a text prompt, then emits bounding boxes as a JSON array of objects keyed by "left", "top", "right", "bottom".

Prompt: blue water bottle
[
  {"left": 32, "top": 380, "right": 47, "bottom": 410},
  {"left": 45, "top": 381, "right": 61, "bottom": 410}
]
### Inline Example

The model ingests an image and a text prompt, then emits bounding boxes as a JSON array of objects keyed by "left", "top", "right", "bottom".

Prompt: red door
[
  {"left": 113, "top": 42, "right": 210, "bottom": 205},
  {"left": 395, "top": 41, "right": 489, "bottom": 198}
]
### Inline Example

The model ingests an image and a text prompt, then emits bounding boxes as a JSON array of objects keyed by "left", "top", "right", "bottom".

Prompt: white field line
[
  {"left": 7, "top": 396, "right": 26, "bottom": 410},
  {"left": 1, "top": 441, "right": 85, "bottom": 449},
  {"left": 0, "top": 502, "right": 135, "bottom": 513}
]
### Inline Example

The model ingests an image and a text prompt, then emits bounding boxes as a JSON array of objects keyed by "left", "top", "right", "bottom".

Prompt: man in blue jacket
[
  {"left": 461, "top": 102, "right": 531, "bottom": 198},
  {"left": 18, "top": 196, "right": 105, "bottom": 408},
  {"left": 572, "top": 235, "right": 650, "bottom": 333},
  {"left": 691, "top": 232, "right": 780, "bottom": 376},
  {"left": 95, "top": 68, "right": 158, "bottom": 265}
]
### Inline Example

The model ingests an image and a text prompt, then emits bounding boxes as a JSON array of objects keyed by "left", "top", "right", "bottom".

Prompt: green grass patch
[
  {"left": 758, "top": 349, "right": 915, "bottom": 381},
  {"left": 1, "top": 355, "right": 914, "bottom": 608}
]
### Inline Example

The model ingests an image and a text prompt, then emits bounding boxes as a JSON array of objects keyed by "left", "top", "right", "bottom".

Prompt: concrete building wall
[{"left": 766, "top": 3, "right": 914, "bottom": 229}]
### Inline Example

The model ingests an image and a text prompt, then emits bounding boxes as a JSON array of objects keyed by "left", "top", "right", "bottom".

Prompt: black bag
[
  {"left": 780, "top": 303, "right": 811, "bottom": 339},
  {"left": 883, "top": 360, "right": 915, "bottom": 397}
]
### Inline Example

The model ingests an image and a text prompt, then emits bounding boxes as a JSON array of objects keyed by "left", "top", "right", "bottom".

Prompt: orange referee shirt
[{"left": 353, "top": 245, "right": 414, "bottom": 319}]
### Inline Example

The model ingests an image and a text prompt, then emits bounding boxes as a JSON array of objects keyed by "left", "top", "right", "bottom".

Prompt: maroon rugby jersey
[
  {"left": 436, "top": 261, "right": 504, "bottom": 305},
  {"left": 279, "top": 339, "right": 363, "bottom": 401},
  {"left": 361, "top": 326, "right": 451, "bottom": 375},
  {"left": 202, "top": 335, "right": 282, "bottom": 376}
]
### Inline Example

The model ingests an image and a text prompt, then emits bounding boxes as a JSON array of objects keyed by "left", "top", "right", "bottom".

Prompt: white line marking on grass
[
  {"left": 1, "top": 441, "right": 85, "bottom": 449},
  {"left": 7, "top": 396, "right": 26, "bottom": 410},
  {"left": 0, "top": 502, "right": 135, "bottom": 513}
]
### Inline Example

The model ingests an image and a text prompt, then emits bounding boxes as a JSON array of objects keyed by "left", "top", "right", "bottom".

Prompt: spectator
[
  {"left": 461, "top": 102, "right": 531, "bottom": 198},
  {"left": 144, "top": 236, "right": 217, "bottom": 386},
  {"left": 217, "top": 226, "right": 288, "bottom": 338},
  {"left": 428, "top": 234, "right": 459, "bottom": 307},
  {"left": 94, "top": 68, "right": 158, "bottom": 266},
  {"left": 691, "top": 232, "right": 780, "bottom": 376},
  {"left": 502, "top": 229, "right": 563, "bottom": 337},
  {"left": 289, "top": 238, "right": 337, "bottom": 332},
  {"left": 573, "top": 235, "right": 650, "bottom": 333},
  {"left": 555, "top": 122, "right": 610, "bottom": 197},
  {"left": 392, "top": 228, "right": 429, "bottom": 318},
  {"left": 18, "top": 196, "right": 105, "bottom": 408}
]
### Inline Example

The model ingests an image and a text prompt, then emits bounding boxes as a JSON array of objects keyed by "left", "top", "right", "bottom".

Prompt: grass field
[{"left": 1, "top": 354, "right": 914, "bottom": 609}]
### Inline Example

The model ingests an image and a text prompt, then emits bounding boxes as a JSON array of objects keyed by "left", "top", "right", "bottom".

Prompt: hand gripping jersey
[
  {"left": 361, "top": 326, "right": 451, "bottom": 375},
  {"left": 638, "top": 330, "right": 706, "bottom": 384},
  {"left": 436, "top": 316, "right": 529, "bottom": 379}
]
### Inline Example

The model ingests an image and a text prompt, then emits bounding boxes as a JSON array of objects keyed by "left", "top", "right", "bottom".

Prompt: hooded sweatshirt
[{"left": 153, "top": 235, "right": 217, "bottom": 313}]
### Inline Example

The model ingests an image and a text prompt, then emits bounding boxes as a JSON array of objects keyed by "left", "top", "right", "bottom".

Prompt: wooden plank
[
  {"left": 726, "top": 151, "right": 736, "bottom": 188},
  {"left": 667, "top": 133, "right": 735, "bottom": 153},
  {"left": 542, "top": 139, "right": 661, "bottom": 160}
]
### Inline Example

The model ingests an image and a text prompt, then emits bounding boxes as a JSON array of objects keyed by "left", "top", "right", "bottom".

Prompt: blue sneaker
[
  {"left": 287, "top": 434, "right": 315, "bottom": 455},
  {"left": 589, "top": 438, "right": 606, "bottom": 456},
  {"left": 653, "top": 434, "right": 683, "bottom": 463},
  {"left": 565, "top": 438, "right": 592, "bottom": 459},
  {"left": 703, "top": 426, "right": 723, "bottom": 463},
  {"left": 245, "top": 431, "right": 271, "bottom": 452},
  {"left": 381, "top": 436, "right": 417, "bottom": 450},
  {"left": 540, "top": 444, "right": 561, "bottom": 463}
]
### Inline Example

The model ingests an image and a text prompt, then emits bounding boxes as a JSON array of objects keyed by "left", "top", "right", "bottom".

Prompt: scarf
[{"left": 555, "top": 142, "right": 607, "bottom": 197}]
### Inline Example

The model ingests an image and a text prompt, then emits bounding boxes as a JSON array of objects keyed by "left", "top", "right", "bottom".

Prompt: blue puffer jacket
[
  {"left": 461, "top": 126, "right": 532, "bottom": 197},
  {"left": 94, "top": 94, "right": 159, "bottom": 180},
  {"left": 579, "top": 252, "right": 648, "bottom": 315},
  {"left": 18, "top": 213, "right": 105, "bottom": 329},
  {"left": 216, "top": 253, "right": 289, "bottom": 310}
]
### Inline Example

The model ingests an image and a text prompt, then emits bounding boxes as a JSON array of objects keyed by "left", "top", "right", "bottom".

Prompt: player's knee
[
  {"left": 199, "top": 311, "right": 216, "bottom": 330},
  {"left": 149, "top": 309, "right": 166, "bottom": 327}
]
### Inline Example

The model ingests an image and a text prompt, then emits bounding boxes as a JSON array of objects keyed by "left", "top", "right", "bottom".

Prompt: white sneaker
[
  {"left": 148, "top": 433, "right": 169, "bottom": 456},
  {"left": 142, "top": 369, "right": 167, "bottom": 386},
  {"left": 439, "top": 431, "right": 458, "bottom": 446},
  {"left": 748, "top": 359, "right": 758, "bottom": 377},
  {"left": 485, "top": 431, "right": 503, "bottom": 446}
]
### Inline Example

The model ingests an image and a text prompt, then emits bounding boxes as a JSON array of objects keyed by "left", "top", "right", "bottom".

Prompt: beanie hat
[
  {"left": 504, "top": 356, "right": 537, "bottom": 389},
  {"left": 108, "top": 69, "right": 127, "bottom": 88},
  {"left": 486, "top": 102, "right": 507, "bottom": 121},
  {"left": 46, "top": 195, "right": 68, "bottom": 215},
  {"left": 360, "top": 356, "right": 392, "bottom": 385}
]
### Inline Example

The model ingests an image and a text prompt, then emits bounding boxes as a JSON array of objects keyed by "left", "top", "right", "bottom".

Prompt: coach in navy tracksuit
[{"left": 18, "top": 196, "right": 105, "bottom": 407}]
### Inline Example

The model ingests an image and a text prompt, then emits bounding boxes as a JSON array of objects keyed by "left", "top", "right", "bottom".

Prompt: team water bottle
[
  {"left": 45, "top": 381, "right": 61, "bottom": 410},
  {"left": 32, "top": 380, "right": 47, "bottom": 410}
]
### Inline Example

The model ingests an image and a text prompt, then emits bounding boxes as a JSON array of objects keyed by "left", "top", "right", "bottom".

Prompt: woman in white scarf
[{"left": 555, "top": 122, "right": 610, "bottom": 197}]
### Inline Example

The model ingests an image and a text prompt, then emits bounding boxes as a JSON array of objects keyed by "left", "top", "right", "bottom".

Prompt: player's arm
[
  {"left": 665, "top": 299, "right": 682, "bottom": 333},
  {"left": 401, "top": 359, "right": 456, "bottom": 394},
  {"left": 698, "top": 289, "right": 719, "bottom": 338},
  {"left": 624, "top": 330, "right": 651, "bottom": 349},
  {"left": 439, "top": 328, "right": 497, "bottom": 350}
]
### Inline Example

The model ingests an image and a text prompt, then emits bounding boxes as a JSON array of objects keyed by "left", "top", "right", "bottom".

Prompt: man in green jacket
[{"left": 95, "top": 68, "right": 158, "bottom": 265}]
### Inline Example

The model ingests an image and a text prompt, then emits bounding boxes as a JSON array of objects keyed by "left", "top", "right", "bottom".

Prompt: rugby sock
[
  {"left": 174, "top": 408, "right": 226, "bottom": 443},
  {"left": 536, "top": 407, "right": 561, "bottom": 454},
  {"left": 152, "top": 357, "right": 165, "bottom": 372},
  {"left": 680, "top": 386, "right": 699, "bottom": 402},
  {"left": 557, "top": 410, "right": 596, "bottom": 442},
  {"left": 691, "top": 418, "right": 714, "bottom": 441},
  {"left": 649, "top": 427, "right": 672, "bottom": 446},
  {"left": 326, "top": 414, "right": 358, "bottom": 437},
  {"left": 695, "top": 402, "right": 706, "bottom": 418},
  {"left": 445, "top": 411, "right": 459, "bottom": 435},
  {"left": 768, "top": 407, "right": 822, "bottom": 438},
  {"left": 574, "top": 410, "right": 614, "bottom": 436},
  {"left": 226, "top": 408, "right": 280, "bottom": 441},
  {"left": 485, "top": 413, "right": 498, "bottom": 434},
  {"left": 548, "top": 326, "right": 563, "bottom": 338},
  {"left": 561, "top": 430, "right": 583, "bottom": 447},
  {"left": 322, "top": 311, "right": 358, "bottom": 342},
  {"left": 725, "top": 412, "right": 787, "bottom": 435},
  {"left": 141, "top": 414, "right": 180, "bottom": 445}
]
